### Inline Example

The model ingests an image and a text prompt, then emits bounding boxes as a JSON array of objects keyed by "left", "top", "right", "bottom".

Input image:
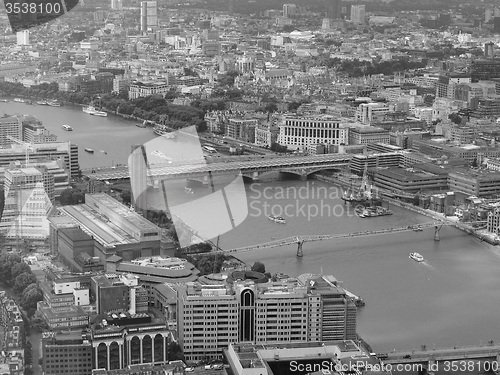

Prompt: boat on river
[
  {"left": 268, "top": 215, "right": 286, "bottom": 224},
  {"left": 409, "top": 252, "right": 424, "bottom": 262}
]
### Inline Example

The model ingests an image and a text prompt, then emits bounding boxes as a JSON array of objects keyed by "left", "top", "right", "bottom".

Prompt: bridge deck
[
  {"left": 83, "top": 154, "right": 352, "bottom": 181},
  {"left": 219, "top": 221, "right": 445, "bottom": 254}
]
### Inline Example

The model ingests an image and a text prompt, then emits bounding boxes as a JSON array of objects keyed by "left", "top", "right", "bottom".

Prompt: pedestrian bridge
[
  {"left": 82, "top": 154, "right": 352, "bottom": 182},
  {"left": 218, "top": 221, "right": 446, "bottom": 255}
]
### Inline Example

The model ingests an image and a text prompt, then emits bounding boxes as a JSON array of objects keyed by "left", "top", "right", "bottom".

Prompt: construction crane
[{"left": 6, "top": 136, "right": 33, "bottom": 166}]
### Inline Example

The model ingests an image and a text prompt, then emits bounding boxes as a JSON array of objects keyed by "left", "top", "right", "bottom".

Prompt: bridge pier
[
  {"left": 252, "top": 171, "right": 260, "bottom": 181},
  {"left": 296, "top": 240, "right": 304, "bottom": 257},
  {"left": 434, "top": 225, "right": 441, "bottom": 241}
]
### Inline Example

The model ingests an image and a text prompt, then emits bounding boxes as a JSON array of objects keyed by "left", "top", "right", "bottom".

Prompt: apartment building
[
  {"left": 171, "top": 273, "right": 357, "bottom": 361},
  {"left": 277, "top": 115, "right": 351, "bottom": 153}
]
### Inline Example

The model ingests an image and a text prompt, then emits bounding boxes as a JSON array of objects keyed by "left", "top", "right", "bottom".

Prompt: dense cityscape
[{"left": 1, "top": 0, "right": 500, "bottom": 374}]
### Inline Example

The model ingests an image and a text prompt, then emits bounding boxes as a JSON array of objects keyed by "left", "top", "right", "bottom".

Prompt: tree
[
  {"left": 121, "top": 190, "right": 132, "bottom": 206},
  {"left": 11, "top": 262, "right": 31, "bottom": 279},
  {"left": 30, "top": 311, "right": 49, "bottom": 332},
  {"left": 471, "top": 158, "right": 478, "bottom": 168},
  {"left": 448, "top": 113, "right": 462, "bottom": 125},
  {"left": 167, "top": 342, "right": 184, "bottom": 361},
  {"left": 270, "top": 142, "right": 288, "bottom": 153},
  {"left": 413, "top": 194, "right": 420, "bottom": 206},
  {"left": 13, "top": 272, "right": 37, "bottom": 294},
  {"left": 59, "top": 189, "right": 85, "bottom": 205},
  {"left": 251, "top": 261, "right": 266, "bottom": 273}
]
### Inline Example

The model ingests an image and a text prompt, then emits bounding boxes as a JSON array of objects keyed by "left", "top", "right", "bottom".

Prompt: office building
[
  {"left": 282, "top": 3, "right": 296, "bottom": 18},
  {"left": 0, "top": 141, "right": 79, "bottom": 179},
  {"left": 168, "top": 273, "right": 357, "bottom": 361},
  {"left": 348, "top": 127, "right": 390, "bottom": 145},
  {"left": 0, "top": 116, "right": 22, "bottom": 148},
  {"left": 16, "top": 30, "right": 29, "bottom": 45},
  {"left": 373, "top": 165, "right": 449, "bottom": 193},
  {"left": 225, "top": 118, "right": 258, "bottom": 143},
  {"left": 91, "top": 273, "right": 148, "bottom": 315},
  {"left": 59, "top": 194, "right": 163, "bottom": 264},
  {"left": 140, "top": 1, "right": 157, "bottom": 33},
  {"left": 351, "top": 4, "right": 365, "bottom": 24},
  {"left": 471, "top": 60, "right": 500, "bottom": 81},
  {"left": 128, "top": 80, "right": 169, "bottom": 100},
  {"left": 356, "top": 103, "right": 389, "bottom": 124},
  {"left": 91, "top": 314, "right": 170, "bottom": 370},
  {"left": 448, "top": 170, "right": 500, "bottom": 197},
  {"left": 0, "top": 167, "right": 54, "bottom": 240},
  {"left": 39, "top": 279, "right": 90, "bottom": 309},
  {"left": 277, "top": 115, "right": 351, "bottom": 153},
  {"left": 42, "top": 331, "right": 93, "bottom": 375},
  {"left": 349, "top": 152, "right": 402, "bottom": 174}
]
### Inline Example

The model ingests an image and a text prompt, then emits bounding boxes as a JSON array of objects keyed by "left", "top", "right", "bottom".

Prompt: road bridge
[
  {"left": 82, "top": 154, "right": 352, "bottom": 182},
  {"left": 218, "top": 221, "right": 448, "bottom": 255}
]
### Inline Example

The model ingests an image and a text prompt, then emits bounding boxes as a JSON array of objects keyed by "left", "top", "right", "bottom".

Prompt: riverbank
[{"left": 313, "top": 174, "right": 500, "bottom": 245}]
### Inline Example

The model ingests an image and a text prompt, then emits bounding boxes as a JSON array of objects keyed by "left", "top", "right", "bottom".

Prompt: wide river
[{"left": 4, "top": 101, "right": 500, "bottom": 358}]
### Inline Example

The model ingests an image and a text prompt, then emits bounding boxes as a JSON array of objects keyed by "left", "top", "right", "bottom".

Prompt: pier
[{"left": 219, "top": 221, "right": 448, "bottom": 255}]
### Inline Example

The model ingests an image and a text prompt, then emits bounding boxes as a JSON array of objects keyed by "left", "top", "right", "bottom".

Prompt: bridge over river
[
  {"left": 216, "top": 221, "right": 447, "bottom": 256},
  {"left": 82, "top": 154, "right": 352, "bottom": 182}
]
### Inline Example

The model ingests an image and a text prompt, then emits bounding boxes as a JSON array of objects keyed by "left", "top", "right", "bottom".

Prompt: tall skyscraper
[
  {"left": 485, "top": 42, "right": 495, "bottom": 58},
  {"left": 111, "top": 0, "right": 122, "bottom": 10},
  {"left": 326, "top": 0, "right": 341, "bottom": 19},
  {"left": 130, "top": 144, "right": 148, "bottom": 213},
  {"left": 351, "top": 4, "right": 365, "bottom": 24},
  {"left": 283, "top": 3, "right": 297, "bottom": 18},
  {"left": 495, "top": 17, "right": 500, "bottom": 33},
  {"left": 485, "top": 9, "right": 493, "bottom": 23},
  {"left": 140, "top": 1, "right": 158, "bottom": 33},
  {"left": 16, "top": 30, "right": 29, "bottom": 45}
]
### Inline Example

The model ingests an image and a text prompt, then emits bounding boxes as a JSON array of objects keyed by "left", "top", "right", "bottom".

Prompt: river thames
[{"left": 4, "top": 101, "right": 500, "bottom": 361}]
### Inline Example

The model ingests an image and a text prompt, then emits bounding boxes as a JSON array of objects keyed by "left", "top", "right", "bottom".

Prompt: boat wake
[{"left": 421, "top": 261, "right": 437, "bottom": 271}]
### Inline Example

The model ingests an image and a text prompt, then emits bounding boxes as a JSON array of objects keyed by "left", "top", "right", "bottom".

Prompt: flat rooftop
[
  {"left": 60, "top": 205, "right": 140, "bottom": 248},
  {"left": 87, "top": 194, "right": 159, "bottom": 232}
]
